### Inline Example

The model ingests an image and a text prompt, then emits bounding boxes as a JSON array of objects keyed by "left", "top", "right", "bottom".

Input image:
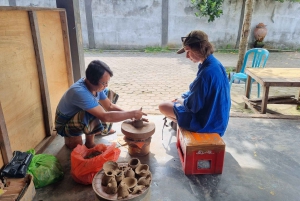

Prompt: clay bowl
[
  {"left": 135, "top": 164, "right": 150, "bottom": 177},
  {"left": 103, "top": 161, "right": 119, "bottom": 175},
  {"left": 121, "top": 177, "right": 137, "bottom": 189}
]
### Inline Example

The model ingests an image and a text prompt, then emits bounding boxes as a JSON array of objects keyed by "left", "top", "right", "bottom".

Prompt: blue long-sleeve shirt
[{"left": 173, "top": 54, "right": 231, "bottom": 136}]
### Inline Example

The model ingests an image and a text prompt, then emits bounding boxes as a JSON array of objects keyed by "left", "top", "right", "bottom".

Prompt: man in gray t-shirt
[{"left": 55, "top": 60, "right": 147, "bottom": 149}]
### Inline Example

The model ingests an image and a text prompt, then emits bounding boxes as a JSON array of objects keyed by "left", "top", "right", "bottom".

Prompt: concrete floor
[{"left": 33, "top": 115, "right": 300, "bottom": 201}]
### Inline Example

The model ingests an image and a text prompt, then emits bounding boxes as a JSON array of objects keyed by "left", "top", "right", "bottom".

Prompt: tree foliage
[
  {"left": 191, "top": 0, "right": 300, "bottom": 22},
  {"left": 190, "top": 0, "right": 224, "bottom": 22}
]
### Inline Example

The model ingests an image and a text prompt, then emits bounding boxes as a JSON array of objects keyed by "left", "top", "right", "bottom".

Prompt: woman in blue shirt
[{"left": 159, "top": 30, "right": 231, "bottom": 137}]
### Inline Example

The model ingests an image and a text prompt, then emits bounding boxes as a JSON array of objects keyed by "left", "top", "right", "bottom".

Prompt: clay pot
[
  {"left": 137, "top": 174, "right": 151, "bottom": 187},
  {"left": 254, "top": 23, "right": 267, "bottom": 42},
  {"left": 101, "top": 171, "right": 114, "bottom": 186},
  {"left": 128, "top": 158, "right": 141, "bottom": 170},
  {"left": 135, "top": 164, "right": 150, "bottom": 177},
  {"left": 104, "top": 176, "right": 117, "bottom": 194},
  {"left": 103, "top": 161, "right": 119, "bottom": 175},
  {"left": 117, "top": 182, "right": 131, "bottom": 199},
  {"left": 115, "top": 169, "right": 124, "bottom": 184},
  {"left": 132, "top": 119, "right": 144, "bottom": 128},
  {"left": 121, "top": 177, "right": 137, "bottom": 189},
  {"left": 124, "top": 167, "right": 135, "bottom": 178}
]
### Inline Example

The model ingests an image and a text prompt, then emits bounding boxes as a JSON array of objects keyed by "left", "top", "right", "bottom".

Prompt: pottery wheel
[{"left": 121, "top": 120, "right": 155, "bottom": 140}]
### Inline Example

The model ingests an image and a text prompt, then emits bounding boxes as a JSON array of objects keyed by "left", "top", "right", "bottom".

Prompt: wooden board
[
  {"left": 37, "top": 10, "right": 73, "bottom": 121},
  {"left": 0, "top": 7, "right": 73, "bottom": 164},
  {"left": 0, "top": 10, "right": 46, "bottom": 152}
]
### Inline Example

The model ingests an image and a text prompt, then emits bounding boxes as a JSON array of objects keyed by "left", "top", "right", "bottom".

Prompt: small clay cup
[
  {"left": 101, "top": 171, "right": 114, "bottom": 186},
  {"left": 135, "top": 164, "right": 150, "bottom": 177},
  {"left": 103, "top": 161, "right": 118, "bottom": 175},
  {"left": 122, "top": 177, "right": 137, "bottom": 189},
  {"left": 128, "top": 158, "right": 141, "bottom": 170}
]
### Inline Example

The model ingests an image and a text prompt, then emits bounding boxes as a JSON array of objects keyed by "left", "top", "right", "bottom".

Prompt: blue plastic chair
[{"left": 229, "top": 48, "right": 269, "bottom": 98}]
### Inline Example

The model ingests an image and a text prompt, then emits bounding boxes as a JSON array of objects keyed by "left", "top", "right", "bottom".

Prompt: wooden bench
[{"left": 176, "top": 127, "right": 226, "bottom": 175}]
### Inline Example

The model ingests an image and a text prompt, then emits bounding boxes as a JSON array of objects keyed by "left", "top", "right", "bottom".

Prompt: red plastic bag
[{"left": 71, "top": 142, "right": 120, "bottom": 185}]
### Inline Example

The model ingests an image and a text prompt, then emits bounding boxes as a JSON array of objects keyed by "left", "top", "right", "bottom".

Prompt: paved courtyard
[{"left": 84, "top": 50, "right": 300, "bottom": 116}]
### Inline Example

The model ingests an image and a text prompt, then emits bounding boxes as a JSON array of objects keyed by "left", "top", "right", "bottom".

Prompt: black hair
[{"left": 85, "top": 60, "right": 113, "bottom": 86}]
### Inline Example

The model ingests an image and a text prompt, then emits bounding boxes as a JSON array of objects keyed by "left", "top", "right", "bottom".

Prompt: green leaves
[
  {"left": 191, "top": 0, "right": 299, "bottom": 22},
  {"left": 191, "top": 0, "right": 224, "bottom": 22}
]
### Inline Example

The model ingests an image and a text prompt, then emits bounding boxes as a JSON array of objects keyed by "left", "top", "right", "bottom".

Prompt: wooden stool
[{"left": 176, "top": 127, "right": 225, "bottom": 175}]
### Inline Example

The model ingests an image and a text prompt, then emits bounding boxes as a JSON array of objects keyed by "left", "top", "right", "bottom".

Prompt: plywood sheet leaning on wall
[
  {"left": 0, "top": 7, "right": 73, "bottom": 165},
  {"left": 0, "top": 10, "right": 46, "bottom": 154},
  {"left": 36, "top": 10, "right": 73, "bottom": 119}
]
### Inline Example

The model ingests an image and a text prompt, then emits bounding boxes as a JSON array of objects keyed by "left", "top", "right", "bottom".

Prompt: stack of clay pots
[{"left": 101, "top": 158, "right": 152, "bottom": 199}]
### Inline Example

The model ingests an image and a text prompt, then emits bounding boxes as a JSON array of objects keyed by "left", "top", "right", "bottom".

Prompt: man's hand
[{"left": 133, "top": 107, "right": 148, "bottom": 121}]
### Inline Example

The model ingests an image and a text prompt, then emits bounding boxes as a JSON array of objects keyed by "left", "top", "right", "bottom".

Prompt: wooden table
[{"left": 244, "top": 68, "right": 300, "bottom": 114}]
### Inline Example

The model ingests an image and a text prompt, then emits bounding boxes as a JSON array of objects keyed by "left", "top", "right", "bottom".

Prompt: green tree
[{"left": 191, "top": 0, "right": 299, "bottom": 72}]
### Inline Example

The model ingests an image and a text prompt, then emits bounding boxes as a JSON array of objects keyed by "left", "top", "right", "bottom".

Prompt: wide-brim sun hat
[{"left": 177, "top": 30, "right": 209, "bottom": 54}]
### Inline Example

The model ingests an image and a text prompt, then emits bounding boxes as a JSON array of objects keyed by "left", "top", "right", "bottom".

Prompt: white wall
[{"left": 0, "top": 0, "right": 299, "bottom": 49}]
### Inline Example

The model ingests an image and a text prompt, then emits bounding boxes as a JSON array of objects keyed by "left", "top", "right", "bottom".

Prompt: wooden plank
[
  {"left": 243, "top": 96, "right": 261, "bottom": 114},
  {"left": 35, "top": 133, "right": 57, "bottom": 154},
  {"left": 0, "top": 102, "right": 13, "bottom": 165},
  {"left": 59, "top": 10, "right": 74, "bottom": 87},
  {"left": 244, "top": 75, "right": 252, "bottom": 109},
  {"left": 249, "top": 95, "right": 295, "bottom": 102},
  {"left": 36, "top": 10, "right": 72, "bottom": 126},
  {"left": 246, "top": 68, "right": 300, "bottom": 86},
  {"left": 297, "top": 89, "right": 300, "bottom": 110},
  {"left": 28, "top": 11, "right": 53, "bottom": 137},
  {"left": 0, "top": 10, "right": 46, "bottom": 153},
  {"left": 261, "top": 86, "right": 270, "bottom": 114},
  {"left": 230, "top": 112, "right": 300, "bottom": 120}
]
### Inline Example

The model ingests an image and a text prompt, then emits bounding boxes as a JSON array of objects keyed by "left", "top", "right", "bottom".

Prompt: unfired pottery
[
  {"left": 105, "top": 176, "right": 118, "bottom": 194},
  {"left": 115, "top": 169, "right": 124, "bottom": 184},
  {"left": 124, "top": 167, "right": 135, "bottom": 178},
  {"left": 117, "top": 182, "right": 131, "bottom": 199},
  {"left": 132, "top": 119, "right": 144, "bottom": 128},
  {"left": 137, "top": 174, "right": 151, "bottom": 187},
  {"left": 103, "top": 161, "right": 119, "bottom": 175},
  {"left": 101, "top": 171, "right": 114, "bottom": 186},
  {"left": 121, "top": 177, "right": 137, "bottom": 189},
  {"left": 128, "top": 158, "right": 141, "bottom": 170},
  {"left": 131, "top": 185, "right": 144, "bottom": 195},
  {"left": 135, "top": 164, "right": 150, "bottom": 177}
]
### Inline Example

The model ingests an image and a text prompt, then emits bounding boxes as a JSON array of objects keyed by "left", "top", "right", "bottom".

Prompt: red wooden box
[{"left": 176, "top": 127, "right": 225, "bottom": 175}]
